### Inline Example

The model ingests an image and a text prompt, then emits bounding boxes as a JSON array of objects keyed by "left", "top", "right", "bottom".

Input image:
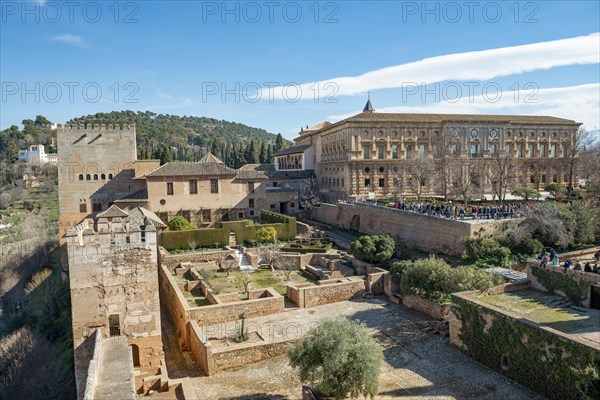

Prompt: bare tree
[
  {"left": 436, "top": 130, "right": 460, "bottom": 201},
  {"left": 298, "top": 176, "right": 321, "bottom": 209},
  {"left": 237, "top": 273, "right": 252, "bottom": 295},
  {"left": 450, "top": 159, "right": 479, "bottom": 209},
  {"left": 219, "top": 256, "right": 237, "bottom": 276},
  {"left": 406, "top": 158, "right": 434, "bottom": 204},
  {"left": 484, "top": 148, "right": 516, "bottom": 205},
  {"left": 566, "top": 126, "right": 595, "bottom": 199},
  {"left": 273, "top": 254, "right": 297, "bottom": 282},
  {"left": 578, "top": 141, "right": 600, "bottom": 202}
]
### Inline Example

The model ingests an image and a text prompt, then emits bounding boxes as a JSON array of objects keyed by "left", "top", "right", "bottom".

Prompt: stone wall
[
  {"left": 288, "top": 277, "right": 365, "bottom": 308},
  {"left": 161, "top": 249, "right": 237, "bottom": 270},
  {"left": 402, "top": 295, "right": 451, "bottom": 320},
  {"left": 450, "top": 291, "right": 599, "bottom": 400},
  {"left": 189, "top": 288, "right": 284, "bottom": 326},
  {"left": 308, "top": 202, "right": 512, "bottom": 255},
  {"left": 527, "top": 262, "right": 600, "bottom": 307}
]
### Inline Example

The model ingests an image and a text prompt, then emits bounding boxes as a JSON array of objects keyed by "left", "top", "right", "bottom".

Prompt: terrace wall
[
  {"left": 308, "top": 202, "right": 513, "bottom": 255},
  {"left": 450, "top": 290, "right": 599, "bottom": 400},
  {"left": 287, "top": 277, "right": 365, "bottom": 308}
]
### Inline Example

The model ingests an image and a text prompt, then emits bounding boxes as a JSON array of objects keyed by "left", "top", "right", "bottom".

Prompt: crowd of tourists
[
  {"left": 350, "top": 198, "right": 527, "bottom": 220},
  {"left": 539, "top": 249, "right": 600, "bottom": 276}
]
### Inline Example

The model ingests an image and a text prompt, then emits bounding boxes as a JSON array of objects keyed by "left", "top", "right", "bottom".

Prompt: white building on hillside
[{"left": 18, "top": 144, "right": 58, "bottom": 164}]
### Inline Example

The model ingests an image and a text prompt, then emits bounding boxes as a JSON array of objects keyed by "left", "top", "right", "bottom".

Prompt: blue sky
[{"left": 1, "top": 0, "right": 599, "bottom": 139}]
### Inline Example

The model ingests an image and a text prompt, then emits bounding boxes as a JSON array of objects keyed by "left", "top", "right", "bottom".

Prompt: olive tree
[{"left": 288, "top": 318, "right": 383, "bottom": 399}]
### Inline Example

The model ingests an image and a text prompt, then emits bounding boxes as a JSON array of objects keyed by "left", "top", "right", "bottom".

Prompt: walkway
[
  {"left": 187, "top": 298, "right": 545, "bottom": 399},
  {"left": 93, "top": 337, "right": 136, "bottom": 400}
]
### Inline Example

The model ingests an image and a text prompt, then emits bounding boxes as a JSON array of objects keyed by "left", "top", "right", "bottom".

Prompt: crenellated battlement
[
  {"left": 65, "top": 216, "right": 157, "bottom": 248},
  {"left": 57, "top": 123, "right": 136, "bottom": 131}
]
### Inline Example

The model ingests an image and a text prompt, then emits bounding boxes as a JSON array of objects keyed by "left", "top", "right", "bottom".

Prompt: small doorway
[
  {"left": 590, "top": 285, "right": 600, "bottom": 310},
  {"left": 279, "top": 202, "right": 288, "bottom": 214},
  {"left": 109, "top": 314, "right": 120, "bottom": 336},
  {"left": 131, "top": 344, "right": 140, "bottom": 367}
]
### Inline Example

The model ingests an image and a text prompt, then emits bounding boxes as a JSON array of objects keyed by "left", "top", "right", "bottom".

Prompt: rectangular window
[
  {"left": 341, "top": 178, "right": 344, "bottom": 187},
  {"left": 451, "top": 144, "right": 458, "bottom": 156},
  {"left": 79, "top": 203, "right": 87, "bottom": 213},
  {"left": 530, "top": 175, "right": 535, "bottom": 183},
  {"left": 378, "top": 178, "right": 385, "bottom": 188},
  {"left": 406, "top": 144, "right": 412, "bottom": 159},
  {"left": 189, "top": 179, "right": 198, "bottom": 194},
  {"left": 363, "top": 145, "right": 370, "bottom": 160},
  {"left": 470, "top": 144, "right": 479, "bottom": 157},
  {"left": 377, "top": 144, "right": 385, "bottom": 159},
  {"left": 92, "top": 202, "right": 102, "bottom": 212},
  {"left": 210, "top": 179, "right": 219, "bottom": 193},
  {"left": 167, "top": 182, "right": 174, "bottom": 196},
  {"left": 364, "top": 179, "right": 370, "bottom": 188},
  {"left": 432, "top": 144, "right": 439, "bottom": 158},
  {"left": 201, "top": 210, "right": 211, "bottom": 222},
  {"left": 541, "top": 175, "right": 546, "bottom": 183},
  {"left": 490, "top": 144, "right": 497, "bottom": 156},
  {"left": 249, "top": 198, "right": 255, "bottom": 208},
  {"left": 529, "top": 144, "right": 535, "bottom": 158},
  {"left": 391, "top": 144, "right": 399, "bottom": 159},
  {"left": 540, "top": 144, "right": 546, "bottom": 157},
  {"left": 419, "top": 144, "right": 426, "bottom": 159},
  {"left": 109, "top": 315, "right": 120, "bottom": 337},
  {"left": 518, "top": 143, "right": 524, "bottom": 158},
  {"left": 551, "top": 144, "right": 557, "bottom": 158},
  {"left": 238, "top": 212, "right": 244, "bottom": 219},
  {"left": 247, "top": 181, "right": 255, "bottom": 193},
  {"left": 270, "top": 204, "right": 276, "bottom": 209}
]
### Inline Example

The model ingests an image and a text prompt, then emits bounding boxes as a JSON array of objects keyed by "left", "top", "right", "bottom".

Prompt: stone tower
[
  {"left": 66, "top": 211, "right": 163, "bottom": 395},
  {"left": 57, "top": 124, "right": 145, "bottom": 237}
]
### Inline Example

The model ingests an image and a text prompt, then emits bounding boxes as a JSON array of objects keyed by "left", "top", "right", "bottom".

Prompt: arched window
[
  {"left": 86, "top": 174, "right": 91, "bottom": 181},
  {"left": 93, "top": 174, "right": 98, "bottom": 180},
  {"left": 108, "top": 174, "right": 113, "bottom": 180},
  {"left": 78, "top": 174, "right": 84, "bottom": 181},
  {"left": 101, "top": 174, "right": 106, "bottom": 180}
]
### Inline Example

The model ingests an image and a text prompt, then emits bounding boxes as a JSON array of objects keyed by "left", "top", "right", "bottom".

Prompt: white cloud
[
  {"left": 50, "top": 34, "right": 87, "bottom": 48},
  {"left": 327, "top": 83, "right": 600, "bottom": 130},
  {"left": 263, "top": 33, "right": 599, "bottom": 100}
]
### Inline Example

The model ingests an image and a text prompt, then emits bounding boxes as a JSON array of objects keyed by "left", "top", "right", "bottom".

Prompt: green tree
[
  {"left": 168, "top": 216, "right": 193, "bottom": 231},
  {"left": 350, "top": 235, "right": 395, "bottom": 263},
  {"left": 511, "top": 187, "right": 541, "bottom": 201},
  {"left": 245, "top": 140, "right": 258, "bottom": 164},
  {"left": 266, "top": 144, "right": 273, "bottom": 163},
  {"left": 255, "top": 226, "right": 277, "bottom": 243},
  {"left": 259, "top": 142, "right": 267, "bottom": 163},
  {"left": 210, "top": 140, "right": 220, "bottom": 157},
  {"left": 275, "top": 133, "right": 284, "bottom": 152},
  {"left": 288, "top": 319, "right": 383, "bottom": 400}
]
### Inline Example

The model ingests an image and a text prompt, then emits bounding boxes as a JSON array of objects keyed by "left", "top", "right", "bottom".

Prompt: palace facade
[{"left": 294, "top": 101, "right": 582, "bottom": 202}]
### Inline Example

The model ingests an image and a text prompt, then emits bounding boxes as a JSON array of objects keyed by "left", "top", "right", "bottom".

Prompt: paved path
[
  {"left": 93, "top": 337, "right": 135, "bottom": 400},
  {"left": 185, "top": 298, "right": 545, "bottom": 400}
]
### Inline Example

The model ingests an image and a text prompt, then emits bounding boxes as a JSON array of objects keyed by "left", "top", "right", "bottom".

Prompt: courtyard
[{"left": 161, "top": 298, "right": 545, "bottom": 400}]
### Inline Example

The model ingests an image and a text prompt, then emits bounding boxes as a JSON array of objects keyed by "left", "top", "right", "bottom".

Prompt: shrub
[
  {"left": 400, "top": 257, "right": 502, "bottom": 303},
  {"left": 511, "top": 187, "right": 541, "bottom": 200},
  {"left": 255, "top": 226, "right": 277, "bottom": 243},
  {"left": 168, "top": 216, "right": 193, "bottom": 231},
  {"left": 389, "top": 260, "right": 414, "bottom": 281},
  {"left": 350, "top": 235, "right": 395, "bottom": 263},
  {"left": 464, "top": 238, "right": 512, "bottom": 268},
  {"left": 288, "top": 319, "right": 383, "bottom": 399}
]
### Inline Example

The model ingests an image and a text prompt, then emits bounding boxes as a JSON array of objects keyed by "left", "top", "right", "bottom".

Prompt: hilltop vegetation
[
  {"left": 0, "top": 111, "right": 291, "bottom": 167},
  {"left": 69, "top": 111, "right": 290, "bottom": 166}
]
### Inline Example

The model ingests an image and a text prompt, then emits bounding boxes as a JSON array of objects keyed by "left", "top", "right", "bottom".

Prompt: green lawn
[
  {"left": 204, "top": 268, "right": 318, "bottom": 296},
  {"left": 476, "top": 289, "right": 600, "bottom": 334}
]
